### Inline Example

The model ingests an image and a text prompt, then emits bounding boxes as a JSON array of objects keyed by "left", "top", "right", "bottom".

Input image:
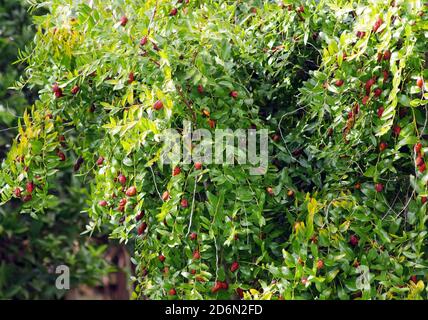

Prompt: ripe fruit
[
  {"left": 193, "top": 250, "right": 200, "bottom": 260},
  {"left": 54, "top": 89, "right": 63, "bottom": 98},
  {"left": 410, "top": 275, "right": 417, "bottom": 283},
  {"left": 365, "top": 78, "right": 375, "bottom": 93},
  {"left": 168, "top": 288, "right": 176, "bottom": 296},
  {"left": 356, "top": 31, "right": 366, "bottom": 38},
  {"left": 301, "top": 277, "right": 309, "bottom": 285},
  {"left": 194, "top": 162, "right": 202, "bottom": 170},
  {"left": 162, "top": 191, "right": 170, "bottom": 201},
  {"left": 118, "top": 174, "right": 126, "bottom": 185},
  {"left": 379, "top": 141, "right": 387, "bottom": 152},
  {"left": 287, "top": 190, "right": 295, "bottom": 198},
  {"left": 180, "top": 198, "right": 188, "bottom": 208},
  {"left": 229, "top": 91, "right": 238, "bottom": 99},
  {"left": 128, "top": 72, "right": 134, "bottom": 84},
  {"left": 373, "top": 17, "right": 383, "bottom": 32},
  {"left": 374, "top": 88, "right": 382, "bottom": 97},
  {"left": 120, "top": 16, "right": 128, "bottom": 26},
  {"left": 220, "top": 281, "right": 229, "bottom": 290},
  {"left": 202, "top": 109, "right": 210, "bottom": 117},
  {"left": 211, "top": 280, "right": 228, "bottom": 291},
  {"left": 296, "top": 5, "right": 304, "bottom": 13},
  {"left": 272, "top": 134, "right": 280, "bottom": 142},
  {"left": 26, "top": 181, "right": 35, "bottom": 194},
  {"left": 417, "top": 78, "right": 424, "bottom": 89},
  {"left": 158, "top": 255, "right": 166, "bottom": 262},
  {"left": 355, "top": 183, "right": 361, "bottom": 190},
  {"left": 316, "top": 259, "right": 324, "bottom": 270},
  {"left": 119, "top": 198, "right": 127, "bottom": 207},
  {"left": 392, "top": 125, "right": 401, "bottom": 137},
  {"left": 138, "top": 222, "right": 147, "bottom": 235},
  {"left": 98, "top": 200, "right": 108, "bottom": 207},
  {"left": 71, "top": 158, "right": 82, "bottom": 171},
  {"left": 421, "top": 196, "right": 427, "bottom": 204},
  {"left": 414, "top": 143, "right": 423, "bottom": 154},
  {"left": 71, "top": 85, "right": 80, "bottom": 95},
  {"left": 52, "top": 83, "right": 63, "bottom": 97},
  {"left": 208, "top": 119, "right": 216, "bottom": 129},
  {"left": 23, "top": 195, "right": 32, "bottom": 202},
  {"left": 52, "top": 83, "right": 60, "bottom": 93},
  {"left": 211, "top": 282, "right": 222, "bottom": 293},
  {"left": 416, "top": 156, "right": 424, "bottom": 166},
  {"left": 170, "top": 8, "right": 178, "bottom": 16},
  {"left": 335, "top": 79, "right": 344, "bottom": 87},
  {"left": 377, "top": 106, "right": 384, "bottom": 118},
  {"left": 230, "top": 261, "right": 239, "bottom": 273},
  {"left": 383, "top": 70, "right": 389, "bottom": 82},
  {"left": 140, "top": 36, "right": 148, "bottom": 46},
  {"left": 57, "top": 151, "right": 66, "bottom": 161},
  {"left": 383, "top": 50, "right": 391, "bottom": 60},
  {"left": 190, "top": 269, "right": 196, "bottom": 275},
  {"left": 375, "top": 183, "right": 384, "bottom": 192},
  {"left": 153, "top": 100, "right": 163, "bottom": 110},
  {"left": 96, "top": 156, "right": 104, "bottom": 166},
  {"left": 189, "top": 232, "right": 197, "bottom": 241},
  {"left": 362, "top": 96, "right": 369, "bottom": 105},
  {"left": 349, "top": 234, "right": 359, "bottom": 246},
  {"left": 172, "top": 166, "right": 181, "bottom": 176},
  {"left": 14, "top": 188, "right": 22, "bottom": 198},
  {"left": 197, "top": 84, "right": 204, "bottom": 94},
  {"left": 126, "top": 186, "right": 137, "bottom": 197},
  {"left": 136, "top": 211, "right": 145, "bottom": 221},
  {"left": 418, "top": 162, "right": 426, "bottom": 173},
  {"left": 266, "top": 187, "right": 274, "bottom": 195}
]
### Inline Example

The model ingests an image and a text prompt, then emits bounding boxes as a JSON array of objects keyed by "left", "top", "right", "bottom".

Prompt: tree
[{"left": 1, "top": 0, "right": 427, "bottom": 300}]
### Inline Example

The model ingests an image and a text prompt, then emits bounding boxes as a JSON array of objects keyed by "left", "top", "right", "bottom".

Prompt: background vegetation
[{"left": 0, "top": 0, "right": 111, "bottom": 299}]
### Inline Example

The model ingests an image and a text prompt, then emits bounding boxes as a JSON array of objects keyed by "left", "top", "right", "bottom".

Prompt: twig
[
  {"left": 147, "top": 0, "right": 158, "bottom": 36},
  {"left": 186, "top": 176, "right": 198, "bottom": 237},
  {"left": 176, "top": 85, "right": 197, "bottom": 122},
  {"left": 149, "top": 57, "right": 160, "bottom": 67},
  {"left": 149, "top": 166, "right": 162, "bottom": 201}
]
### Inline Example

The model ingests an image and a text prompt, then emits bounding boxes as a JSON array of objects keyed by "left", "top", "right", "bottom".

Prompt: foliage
[{"left": 0, "top": 0, "right": 427, "bottom": 300}]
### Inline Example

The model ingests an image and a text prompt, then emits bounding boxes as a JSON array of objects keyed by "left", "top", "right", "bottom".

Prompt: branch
[
  {"left": 147, "top": 0, "right": 158, "bottom": 36},
  {"left": 176, "top": 85, "right": 197, "bottom": 122}
]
